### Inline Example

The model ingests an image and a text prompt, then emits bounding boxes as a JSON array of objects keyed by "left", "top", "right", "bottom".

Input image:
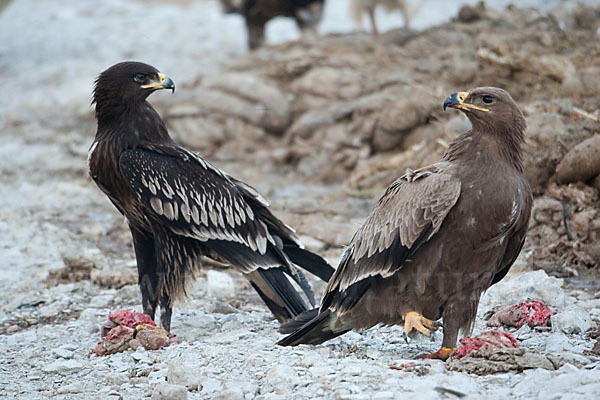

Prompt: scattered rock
[
  {"left": 52, "top": 347, "right": 74, "bottom": 359},
  {"left": 42, "top": 360, "right": 84, "bottom": 374},
  {"left": 290, "top": 67, "right": 364, "bottom": 100},
  {"left": 91, "top": 272, "right": 137, "bottom": 289},
  {"left": 89, "top": 294, "right": 113, "bottom": 308},
  {"left": 37, "top": 302, "right": 62, "bottom": 318},
  {"left": 521, "top": 112, "right": 567, "bottom": 193},
  {"left": 212, "top": 389, "right": 244, "bottom": 400},
  {"left": 45, "top": 257, "right": 99, "bottom": 286},
  {"left": 182, "top": 314, "right": 217, "bottom": 332},
  {"left": 151, "top": 383, "right": 188, "bottom": 400},
  {"left": 79, "top": 308, "right": 101, "bottom": 333},
  {"left": 56, "top": 382, "right": 85, "bottom": 394},
  {"left": 545, "top": 332, "right": 574, "bottom": 353},
  {"left": 551, "top": 306, "right": 592, "bottom": 334},
  {"left": 481, "top": 270, "right": 567, "bottom": 308},
  {"left": 105, "top": 372, "right": 128, "bottom": 387},
  {"left": 204, "top": 73, "right": 291, "bottom": 134},
  {"left": 372, "top": 391, "right": 395, "bottom": 400},
  {"left": 264, "top": 364, "right": 300, "bottom": 394},
  {"left": 556, "top": 135, "right": 600, "bottom": 184},
  {"left": 167, "top": 362, "right": 202, "bottom": 391},
  {"left": 207, "top": 301, "right": 239, "bottom": 314},
  {"left": 207, "top": 270, "right": 236, "bottom": 300}
]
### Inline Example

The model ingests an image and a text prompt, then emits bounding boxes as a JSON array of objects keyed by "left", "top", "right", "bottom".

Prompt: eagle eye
[
  {"left": 134, "top": 73, "right": 146, "bottom": 83},
  {"left": 482, "top": 95, "right": 494, "bottom": 104}
]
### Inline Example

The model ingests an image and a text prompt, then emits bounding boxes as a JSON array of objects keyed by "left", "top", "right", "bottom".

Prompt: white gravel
[{"left": 1, "top": 0, "right": 600, "bottom": 399}]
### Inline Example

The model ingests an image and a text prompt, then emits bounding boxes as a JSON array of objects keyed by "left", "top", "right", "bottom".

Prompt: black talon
[
  {"left": 402, "top": 331, "right": 410, "bottom": 344},
  {"left": 432, "top": 321, "right": 446, "bottom": 331}
]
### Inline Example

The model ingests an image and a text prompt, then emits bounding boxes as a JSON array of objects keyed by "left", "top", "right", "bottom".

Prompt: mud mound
[{"left": 165, "top": 3, "right": 600, "bottom": 277}]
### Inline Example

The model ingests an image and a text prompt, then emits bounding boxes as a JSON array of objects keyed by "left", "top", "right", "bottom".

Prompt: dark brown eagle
[
  {"left": 278, "top": 87, "right": 532, "bottom": 360},
  {"left": 88, "top": 61, "right": 334, "bottom": 331},
  {"left": 220, "top": 0, "right": 324, "bottom": 49}
]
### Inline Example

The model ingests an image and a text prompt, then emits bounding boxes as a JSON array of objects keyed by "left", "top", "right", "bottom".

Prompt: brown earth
[{"left": 155, "top": 3, "right": 600, "bottom": 282}]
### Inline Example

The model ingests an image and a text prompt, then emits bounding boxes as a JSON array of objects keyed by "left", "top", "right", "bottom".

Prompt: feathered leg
[
  {"left": 159, "top": 294, "right": 173, "bottom": 331},
  {"left": 130, "top": 227, "right": 159, "bottom": 321},
  {"left": 153, "top": 227, "right": 204, "bottom": 331}
]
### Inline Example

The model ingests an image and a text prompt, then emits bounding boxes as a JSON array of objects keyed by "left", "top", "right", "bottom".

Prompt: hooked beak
[
  {"left": 443, "top": 91, "right": 488, "bottom": 112},
  {"left": 141, "top": 72, "right": 175, "bottom": 93}
]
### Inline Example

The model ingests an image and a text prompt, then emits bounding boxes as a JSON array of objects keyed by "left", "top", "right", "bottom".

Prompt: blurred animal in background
[
  {"left": 350, "top": 0, "right": 423, "bottom": 37},
  {"left": 220, "top": 0, "right": 325, "bottom": 49},
  {"left": 279, "top": 87, "right": 532, "bottom": 361},
  {"left": 0, "top": 0, "right": 12, "bottom": 15},
  {"left": 89, "top": 62, "right": 334, "bottom": 331}
]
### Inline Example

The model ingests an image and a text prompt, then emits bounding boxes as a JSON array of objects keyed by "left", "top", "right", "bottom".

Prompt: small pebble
[{"left": 151, "top": 383, "right": 188, "bottom": 400}]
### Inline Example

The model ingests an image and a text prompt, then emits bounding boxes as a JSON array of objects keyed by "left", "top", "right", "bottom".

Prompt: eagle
[
  {"left": 278, "top": 87, "right": 532, "bottom": 360},
  {"left": 220, "top": 0, "right": 324, "bottom": 49},
  {"left": 88, "top": 61, "right": 334, "bottom": 331}
]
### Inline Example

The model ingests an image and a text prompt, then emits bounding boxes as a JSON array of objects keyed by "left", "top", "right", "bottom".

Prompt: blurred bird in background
[
  {"left": 350, "top": 0, "right": 424, "bottom": 37},
  {"left": 220, "top": 0, "right": 325, "bottom": 49},
  {"left": 0, "top": 0, "right": 12, "bottom": 15}
]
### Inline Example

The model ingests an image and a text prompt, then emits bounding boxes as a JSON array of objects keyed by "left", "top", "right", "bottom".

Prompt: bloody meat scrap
[{"left": 90, "top": 310, "right": 175, "bottom": 356}]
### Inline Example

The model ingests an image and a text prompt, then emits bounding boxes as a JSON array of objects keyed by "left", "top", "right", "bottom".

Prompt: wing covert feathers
[
  {"left": 119, "top": 148, "right": 277, "bottom": 256},
  {"left": 330, "top": 170, "right": 461, "bottom": 297}
]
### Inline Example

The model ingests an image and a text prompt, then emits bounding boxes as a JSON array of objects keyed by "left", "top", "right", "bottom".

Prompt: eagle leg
[
  {"left": 141, "top": 288, "right": 158, "bottom": 321},
  {"left": 159, "top": 294, "right": 172, "bottom": 332},
  {"left": 131, "top": 228, "right": 160, "bottom": 322},
  {"left": 418, "top": 347, "right": 456, "bottom": 361},
  {"left": 401, "top": 311, "right": 443, "bottom": 343}
]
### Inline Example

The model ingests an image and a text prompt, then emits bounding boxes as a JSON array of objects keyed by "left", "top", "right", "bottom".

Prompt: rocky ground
[{"left": 1, "top": 0, "right": 600, "bottom": 399}]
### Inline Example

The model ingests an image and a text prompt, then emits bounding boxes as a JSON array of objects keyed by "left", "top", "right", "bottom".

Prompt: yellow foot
[
  {"left": 402, "top": 311, "right": 444, "bottom": 343},
  {"left": 419, "top": 347, "right": 456, "bottom": 361}
]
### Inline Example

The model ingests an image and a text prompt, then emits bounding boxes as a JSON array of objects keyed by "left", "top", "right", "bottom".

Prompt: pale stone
[
  {"left": 207, "top": 270, "right": 236, "bottom": 300},
  {"left": 151, "top": 383, "right": 188, "bottom": 400},
  {"left": 42, "top": 360, "right": 84, "bottom": 374},
  {"left": 552, "top": 307, "right": 592, "bottom": 334}
]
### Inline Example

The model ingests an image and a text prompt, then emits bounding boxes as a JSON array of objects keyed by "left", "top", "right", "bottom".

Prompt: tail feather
[
  {"left": 279, "top": 308, "right": 320, "bottom": 334},
  {"left": 249, "top": 280, "right": 293, "bottom": 322},
  {"left": 286, "top": 265, "right": 316, "bottom": 306},
  {"left": 284, "top": 245, "right": 335, "bottom": 282},
  {"left": 247, "top": 268, "right": 309, "bottom": 322},
  {"left": 277, "top": 309, "right": 350, "bottom": 346}
]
